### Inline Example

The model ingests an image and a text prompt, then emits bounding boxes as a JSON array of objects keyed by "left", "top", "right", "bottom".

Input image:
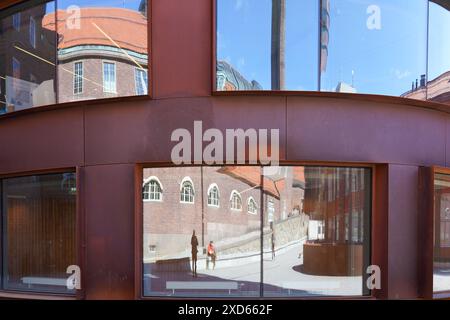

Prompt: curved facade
[{"left": 0, "top": 0, "right": 450, "bottom": 300}]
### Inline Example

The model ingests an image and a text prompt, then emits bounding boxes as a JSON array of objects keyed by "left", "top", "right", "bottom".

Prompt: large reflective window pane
[
  {"left": 263, "top": 166, "right": 371, "bottom": 297},
  {"left": 427, "top": 1, "right": 450, "bottom": 104},
  {"left": 0, "top": 1, "right": 56, "bottom": 114},
  {"left": 216, "top": 0, "right": 319, "bottom": 91},
  {"left": 143, "top": 166, "right": 261, "bottom": 297},
  {"left": 320, "top": 0, "right": 427, "bottom": 98},
  {"left": 55, "top": 0, "right": 148, "bottom": 103},
  {"left": 2, "top": 173, "right": 77, "bottom": 294},
  {"left": 434, "top": 173, "right": 450, "bottom": 293}
]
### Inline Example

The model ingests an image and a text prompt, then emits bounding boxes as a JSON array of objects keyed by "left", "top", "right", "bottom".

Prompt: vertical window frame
[
  {"left": 102, "top": 61, "right": 117, "bottom": 94},
  {"left": 73, "top": 61, "right": 83, "bottom": 95}
]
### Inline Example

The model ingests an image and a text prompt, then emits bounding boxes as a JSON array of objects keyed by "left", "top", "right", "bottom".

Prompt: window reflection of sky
[{"left": 217, "top": 0, "right": 450, "bottom": 97}]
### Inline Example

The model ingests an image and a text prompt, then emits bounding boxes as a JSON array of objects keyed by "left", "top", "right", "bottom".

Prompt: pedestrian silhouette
[{"left": 191, "top": 230, "right": 199, "bottom": 277}]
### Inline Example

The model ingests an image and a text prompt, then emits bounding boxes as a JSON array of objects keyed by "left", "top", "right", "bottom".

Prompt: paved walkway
[{"left": 145, "top": 243, "right": 362, "bottom": 296}]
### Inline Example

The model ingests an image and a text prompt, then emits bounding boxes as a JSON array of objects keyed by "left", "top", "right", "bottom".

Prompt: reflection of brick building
[
  {"left": 402, "top": 72, "right": 450, "bottom": 104},
  {"left": 303, "top": 167, "right": 369, "bottom": 244},
  {"left": 0, "top": 2, "right": 56, "bottom": 113},
  {"left": 43, "top": 4, "right": 148, "bottom": 103},
  {"left": 142, "top": 166, "right": 306, "bottom": 259}
]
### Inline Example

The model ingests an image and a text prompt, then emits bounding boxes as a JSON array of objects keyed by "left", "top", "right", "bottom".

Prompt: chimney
[
  {"left": 420, "top": 74, "right": 426, "bottom": 87},
  {"left": 415, "top": 79, "right": 419, "bottom": 90},
  {"left": 412, "top": 81, "right": 415, "bottom": 91}
]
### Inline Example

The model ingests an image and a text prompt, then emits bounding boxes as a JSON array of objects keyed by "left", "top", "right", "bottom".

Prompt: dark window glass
[
  {"left": 1, "top": 173, "right": 77, "bottom": 294},
  {"left": 0, "top": 1, "right": 56, "bottom": 114},
  {"left": 434, "top": 173, "right": 450, "bottom": 293}
]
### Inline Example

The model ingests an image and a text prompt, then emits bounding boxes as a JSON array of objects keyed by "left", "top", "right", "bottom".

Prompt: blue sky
[
  {"left": 45, "top": 0, "right": 142, "bottom": 14},
  {"left": 217, "top": 0, "right": 450, "bottom": 96},
  {"left": 57, "top": 0, "right": 142, "bottom": 10}
]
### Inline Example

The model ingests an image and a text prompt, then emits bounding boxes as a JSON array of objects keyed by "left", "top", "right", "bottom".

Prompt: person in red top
[{"left": 206, "top": 241, "right": 216, "bottom": 270}]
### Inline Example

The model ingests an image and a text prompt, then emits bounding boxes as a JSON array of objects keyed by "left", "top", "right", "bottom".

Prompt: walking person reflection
[{"left": 191, "top": 230, "right": 199, "bottom": 277}]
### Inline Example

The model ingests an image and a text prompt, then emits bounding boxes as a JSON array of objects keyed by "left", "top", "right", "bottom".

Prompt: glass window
[
  {"left": 143, "top": 178, "right": 163, "bottom": 202},
  {"left": 0, "top": 0, "right": 149, "bottom": 113},
  {"left": 56, "top": 0, "right": 149, "bottom": 103},
  {"left": 434, "top": 173, "right": 450, "bottom": 293},
  {"left": 180, "top": 179, "right": 195, "bottom": 204},
  {"left": 427, "top": 1, "right": 450, "bottom": 104},
  {"left": 230, "top": 191, "right": 242, "bottom": 211},
  {"left": 135, "top": 68, "right": 148, "bottom": 95},
  {"left": 1, "top": 173, "right": 77, "bottom": 294},
  {"left": 73, "top": 61, "right": 83, "bottom": 95},
  {"left": 207, "top": 184, "right": 220, "bottom": 207},
  {"left": 143, "top": 165, "right": 371, "bottom": 298},
  {"left": 0, "top": 1, "right": 57, "bottom": 114},
  {"left": 216, "top": 0, "right": 319, "bottom": 91},
  {"left": 102, "top": 62, "right": 116, "bottom": 93},
  {"left": 262, "top": 166, "right": 371, "bottom": 297},
  {"left": 143, "top": 166, "right": 262, "bottom": 297},
  {"left": 215, "top": 0, "right": 440, "bottom": 102},
  {"left": 247, "top": 197, "right": 258, "bottom": 215},
  {"left": 321, "top": 0, "right": 427, "bottom": 98}
]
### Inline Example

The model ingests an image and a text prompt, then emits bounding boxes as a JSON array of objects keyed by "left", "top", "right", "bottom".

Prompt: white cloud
[{"left": 393, "top": 69, "right": 412, "bottom": 80}]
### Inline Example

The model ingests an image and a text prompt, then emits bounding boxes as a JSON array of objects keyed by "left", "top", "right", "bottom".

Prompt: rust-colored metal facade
[{"left": 0, "top": 0, "right": 448, "bottom": 299}]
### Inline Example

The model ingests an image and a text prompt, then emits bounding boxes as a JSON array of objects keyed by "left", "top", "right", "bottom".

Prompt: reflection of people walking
[
  {"left": 191, "top": 230, "right": 198, "bottom": 277},
  {"left": 207, "top": 241, "right": 216, "bottom": 270}
]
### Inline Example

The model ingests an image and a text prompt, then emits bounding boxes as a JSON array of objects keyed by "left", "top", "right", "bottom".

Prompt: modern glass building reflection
[{"left": 1, "top": 0, "right": 450, "bottom": 300}]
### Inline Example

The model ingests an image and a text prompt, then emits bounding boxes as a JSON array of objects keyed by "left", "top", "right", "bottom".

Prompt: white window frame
[
  {"left": 143, "top": 176, "right": 163, "bottom": 202},
  {"left": 135, "top": 67, "right": 148, "bottom": 95},
  {"left": 207, "top": 183, "right": 220, "bottom": 208},
  {"left": 73, "top": 61, "right": 83, "bottom": 95},
  {"left": 180, "top": 177, "right": 195, "bottom": 204},
  {"left": 102, "top": 61, "right": 117, "bottom": 93},
  {"left": 247, "top": 196, "right": 258, "bottom": 215},
  {"left": 268, "top": 199, "right": 275, "bottom": 222},
  {"left": 230, "top": 190, "right": 242, "bottom": 212},
  {"left": 29, "top": 16, "right": 36, "bottom": 48}
]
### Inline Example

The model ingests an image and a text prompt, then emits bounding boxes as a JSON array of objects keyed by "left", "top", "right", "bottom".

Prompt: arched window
[
  {"left": 230, "top": 190, "right": 242, "bottom": 211},
  {"left": 247, "top": 197, "right": 258, "bottom": 215},
  {"left": 180, "top": 177, "right": 195, "bottom": 203},
  {"left": 143, "top": 177, "right": 163, "bottom": 201},
  {"left": 207, "top": 184, "right": 220, "bottom": 207}
]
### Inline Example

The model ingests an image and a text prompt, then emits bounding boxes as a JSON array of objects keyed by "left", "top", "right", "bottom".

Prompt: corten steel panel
[
  {"left": 286, "top": 97, "right": 447, "bottom": 166},
  {"left": 84, "top": 164, "right": 135, "bottom": 300},
  {"left": 0, "top": 0, "right": 22, "bottom": 10},
  {"left": 387, "top": 164, "right": 419, "bottom": 299},
  {"left": 152, "top": 0, "right": 212, "bottom": 98},
  {"left": 0, "top": 107, "right": 84, "bottom": 175},
  {"left": 446, "top": 117, "right": 450, "bottom": 167},
  {"left": 84, "top": 96, "right": 286, "bottom": 165},
  {"left": 84, "top": 98, "right": 213, "bottom": 165},
  {"left": 210, "top": 96, "right": 287, "bottom": 162},
  {"left": 418, "top": 166, "right": 433, "bottom": 299},
  {"left": 373, "top": 164, "right": 389, "bottom": 299}
]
